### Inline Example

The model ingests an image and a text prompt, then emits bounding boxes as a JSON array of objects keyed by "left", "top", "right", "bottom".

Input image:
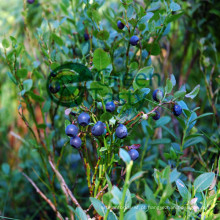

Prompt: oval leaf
[{"left": 194, "top": 172, "right": 215, "bottom": 193}]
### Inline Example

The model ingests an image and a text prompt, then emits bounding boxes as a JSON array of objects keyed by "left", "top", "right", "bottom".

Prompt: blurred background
[{"left": 0, "top": 0, "right": 219, "bottom": 219}]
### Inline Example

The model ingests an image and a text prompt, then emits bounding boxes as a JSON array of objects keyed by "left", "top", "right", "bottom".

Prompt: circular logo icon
[{"left": 47, "top": 63, "right": 93, "bottom": 107}]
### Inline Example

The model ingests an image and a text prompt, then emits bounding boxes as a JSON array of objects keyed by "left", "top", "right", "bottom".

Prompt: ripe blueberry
[
  {"left": 152, "top": 111, "right": 160, "bottom": 120},
  {"left": 84, "top": 33, "right": 89, "bottom": 41},
  {"left": 78, "top": 112, "right": 90, "bottom": 126},
  {"left": 129, "top": 36, "right": 139, "bottom": 46},
  {"left": 65, "top": 124, "right": 78, "bottom": 137},
  {"left": 173, "top": 104, "right": 182, "bottom": 116},
  {"left": 115, "top": 124, "right": 127, "bottom": 139},
  {"left": 128, "top": 149, "right": 139, "bottom": 161},
  {"left": 91, "top": 121, "right": 105, "bottom": 136},
  {"left": 106, "top": 101, "right": 116, "bottom": 112},
  {"left": 70, "top": 136, "right": 82, "bottom": 149},
  {"left": 153, "top": 89, "right": 164, "bottom": 102},
  {"left": 49, "top": 81, "right": 60, "bottom": 94},
  {"left": 27, "top": 0, "right": 35, "bottom": 3},
  {"left": 117, "top": 20, "right": 125, "bottom": 30}
]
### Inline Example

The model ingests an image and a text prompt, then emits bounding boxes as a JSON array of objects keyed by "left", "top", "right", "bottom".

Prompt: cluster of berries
[
  {"left": 65, "top": 102, "right": 128, "bottom": 145},
  {"left": 65, "top": 89, "right": 183, "bottom": 161},
  {"left": 152, "top": 89, "right": 183, "bottom": 120}
]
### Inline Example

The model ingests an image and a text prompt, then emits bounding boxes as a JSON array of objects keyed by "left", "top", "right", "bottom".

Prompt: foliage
[{"left": 0, "top": 0, "right": 219, "bottom": 219}]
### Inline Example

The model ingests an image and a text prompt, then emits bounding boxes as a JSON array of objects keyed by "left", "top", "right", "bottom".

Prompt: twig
[
  {"left": 21, "top": 172, "right": 64, "bottom": 220},
  {"left": 48, "top": 156, "right": 82, "bottom": 209},
  {"left": 86, "top": 184, "right": 108, "bottom": 213}
]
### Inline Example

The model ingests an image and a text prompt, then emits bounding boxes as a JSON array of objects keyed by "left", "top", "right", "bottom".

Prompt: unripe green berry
[{"left": 142, "top": 114, "right": 148, "bottom": 120}]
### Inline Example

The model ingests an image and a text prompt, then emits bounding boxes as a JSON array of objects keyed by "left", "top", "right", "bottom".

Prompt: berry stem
[{"left": 119, "top": 161, "right": 133, "bottom": 220}]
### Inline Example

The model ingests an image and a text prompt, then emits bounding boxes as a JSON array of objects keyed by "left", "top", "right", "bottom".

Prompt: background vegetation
[{"left": 0, "top": 0, "right": 219, "bottom": 219}]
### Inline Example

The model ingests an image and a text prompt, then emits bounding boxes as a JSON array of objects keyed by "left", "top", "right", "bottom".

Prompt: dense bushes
[{"left": 0, "top": 0, "right": 219, "bottom": 219}]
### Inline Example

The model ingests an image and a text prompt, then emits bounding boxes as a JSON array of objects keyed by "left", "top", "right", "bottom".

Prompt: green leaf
[
  {"left": 101, "top": 112, "right": 113, "bottom": 122},
  {"left": 133, "top": 66, "right": 154, "bottom": 90},
  {"left": 89, "top": 198, "right": 107, "bottom": 217},
  {"left": 189, "top": 112, "right": 213, "bottom": 124},
  {"left": 185, "top": 85, "right": 200, "bottom": 99},
  {"left": 97, "top": 30, "right": 110, "bottom": 41},
  {"left": 51, "top": 33, "right": 63, "bottom": 46},
  {"left": 87, "top": 8, "right": 101, "bottom": 23},
  {"left": 105, "top": 173, "right": 112, "bottom": 190},
  {"left": 194, "top": 172, "right": 215, "bottom": 193},
  {"left": 75, "top": 207, "right": 88, "bottom": 220},
  {"left": 160, "top": 182, "right": 174, "bottom": 203},
  {"left": 183, "top": 137, "right": 204, "bottom": 149},
  {"left": 28, "top": 91, "right": 45, "bottom": 102},
  {"left": 170, "top": 74, "right": 176, "bottom": 86},
  {"left": 10, "top": 36, "right": 17, "bottom": 47},
  {"left": 173, "top": 90, "right": 186, "bottom": 100},
  {"left": 136, "top": 210, "right": 147, "bottom": 220},
  {"left": 93, "top": 48, "right": 111, "bottom": 70},
  {"left": 65, "top": 120, "right": 71, "bottom": 129},
  {"left": 176, "top": 179, "right": 191, "bottom": 200},
  {"left": 170, "top": 168, "right": 181, "bottom": 183},
  {"left": 111, "top": 186, "right": 122, "bottom": 205},
  {"left": 145, "top": 42, "right": 160, "bottom": 56},
  {"left": 165, "top": 78, "right": 173, "bottom": 94},
  {"left": 87, "top": 81, "right": 112, "bottom": 101},
  {"left": 17, "top": 68, "right": 28, "bottom": 79},
  {"left": 103, "top": 192, "right": 113, "bottom": 206},
  {"left": 23, "top": 79, "right": 33, "bottom": 92},
  {"left": 166, "top": 12, "right": 184, "bottom": 24},
  {"left": 155, "top": 116, "right": 171, "bottom": 127},
  {"left": 133, "top": 88, "right": 150, "bottom": 104},
  {"left": 129, "top": 171, "right": 145, "bottom": 184},
  {"left": 145, "top": 184, "right": 155, "bottom": 201},
  {"left": 82, "top": 43, "right": 89, "bottom": 55},
  {"left": 125, "top": 189, "right": 132, "bottom": 210},
  {"left": 170, "top": 2, "right": 181, "bottom": 11},
  {"left": 107, "top": 211, "right": 118, "bottom": 220},
  {"left": 2, "top": 39, "right": 10, "bottom": 48},
  {"left": 100, "top": 147, "right": 107, "bottom": 152},
  {"left": 6, "top": 72, "right": 17, "bottom": 85},
  {"left": 2, "top": 163, "right": 10, "bottom": 175},
  {"left": 119, "top": 148, "right": 131, "bottom": 164},
  {"left": 43, "top": 99, "right": 51, "bottom": 112},
  {"left": 124, "top": 205, "right": 148, "bottom": 220}
]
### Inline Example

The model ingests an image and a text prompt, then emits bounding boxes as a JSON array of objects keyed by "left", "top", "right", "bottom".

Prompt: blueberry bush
[{"left": 0, "top": 0, "right": 219, "bottom": 219}]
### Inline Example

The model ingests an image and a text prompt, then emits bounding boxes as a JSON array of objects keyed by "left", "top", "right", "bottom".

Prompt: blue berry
[
  {"left": 117, "top": 21, "right": 125, "bottom": 30},
  {"left": 27, "top": 0, "right": 35, "bottom": 3},
  {"left": 128, "top": 149, "right": 139, "bottom": 161},
  {"left": 70, "top": 136, "right": 82, "bottom": 149},
  {"left": 153, "top": 89, "right": 164, "bottom": 102},
  {"left": 65, "top": 124, "right": 78, "bottom": 137},
  {"left": 115, "top": 124, "right": 127, "bottom": 139},
  {"left": 84, "top": 33, "right": 89, "bottom": 41},
  {"left": 49, "top": 81, "right": 60, "bottom": 94},
  {"left": 173, "top": 104, "right": 182, "bottom": 116},
  {"left": 78, "top": 112, "right": 90, "bottom": 126},
  {"left": 152, "top": 111, "right": 160, "bottom": 120},
  {"left": 106, "top": 101, "right": 116, "bottom": 112},
  {"left": 129, "top": 36, "right": 139, "bottom": 46},
  {"left": 91, "top": 121, "right": 105, "bottom": 136}
]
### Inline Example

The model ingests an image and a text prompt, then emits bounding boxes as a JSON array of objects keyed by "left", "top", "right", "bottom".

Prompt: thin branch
[
  {"left": 21, "top": 172, "right": 64, "bottom": 220},
  {"left": 86, "top": 184, "right": 108, "bottom": 213},
  {"left": 48, "top": 156, "right": 82, "bottom": 209}
]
